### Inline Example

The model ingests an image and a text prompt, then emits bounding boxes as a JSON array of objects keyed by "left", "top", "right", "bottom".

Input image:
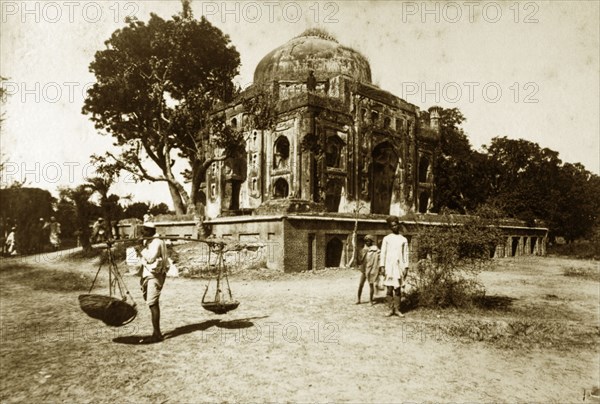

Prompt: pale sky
[{"left": 1, "top": 0, "right": 599, "bottom": 208}]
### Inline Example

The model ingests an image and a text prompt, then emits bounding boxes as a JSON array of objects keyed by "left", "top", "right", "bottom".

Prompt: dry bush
[
  {"left": 563, "top": 266, "right": 600, "bottom": 282},
  {"left": 411, "top": 211, "right": 504, "bottom": 308}
]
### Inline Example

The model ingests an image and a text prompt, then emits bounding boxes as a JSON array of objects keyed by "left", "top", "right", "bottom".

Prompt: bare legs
[
  {"left": 357, "top": 273, "right": 366, "bottom": 304},
  {"left": 357, "top": 274, "right": 375, "bottom": 304},
  {"left": 149, "top": 304, "right": 163, "bottom": 341},
  {"left": 385, "top": 286, "right": 403, "bottom": 317}
]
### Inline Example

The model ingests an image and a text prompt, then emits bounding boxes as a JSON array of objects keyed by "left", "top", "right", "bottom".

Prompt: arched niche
[
  {"left": 273, "top": 136, "right": 290, "bottom": 169},
  {"left": 419, "top": 155, "right": 430, "bottom": 183},
  {"left": 273, "top": 178, "right": 289, "bottom": 199},
  {"left": 418, "top": 191, "right": 429, "bottom": 213},
  {"left": 325, "top": 237, "right": 344, "bottom": 267},
  {"left": 325, "top": 178, "right": 343, "bottom": 212},
  {"left": 371, "top": 142, "right": 397, "bottom": 214},
  {"left": 325, "top": 135, "right": 345, "bottom": 169}
]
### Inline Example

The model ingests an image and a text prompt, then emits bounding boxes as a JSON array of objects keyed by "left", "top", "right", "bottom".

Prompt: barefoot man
[
  {"left": 356, "top": 234, "right": 380, "bottom": 305},
  {"left": 379, "top": 216, "right": 409, "bottom": 317},
  {"left": 137, "top": 222, "right": 169, "bottom": 342}
]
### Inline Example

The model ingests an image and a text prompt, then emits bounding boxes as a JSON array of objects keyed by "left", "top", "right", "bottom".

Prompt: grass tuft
[{"left": 563, "top": 266, "right": 600, "bottom": 282}]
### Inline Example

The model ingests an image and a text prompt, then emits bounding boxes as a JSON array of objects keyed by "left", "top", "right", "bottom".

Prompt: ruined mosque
[{"left": 149, "top": 30, "right": 548, "bottom": 272}]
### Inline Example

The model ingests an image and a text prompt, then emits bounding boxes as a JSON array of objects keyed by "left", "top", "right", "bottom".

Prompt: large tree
[
  {"left": 432, "top": 108, "right": 488, "bottom": 213},
  {"left": 86, "top": 156, "right": 123, "bottom": 237},
  {"left": 484, "top": 137, "right": 561, "bottom": 225},
  {"left": 123, "top": 201, "right": 150, "bottom": 220},
  {"left": 83, "top": 2, "right": 241, "bottom": 214},
  {"left": 58, "top": 185, "right": 96, "bottom": 251},
  {"left": 552, "top": 162, "right": 600, "bottom": 242},
  {"left": 484, "top": 136, "right": 600, "bottom": 241}
]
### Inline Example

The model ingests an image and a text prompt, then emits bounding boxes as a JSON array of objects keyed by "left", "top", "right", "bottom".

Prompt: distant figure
[
  {"left": 74, "top": 228, "right": 82, "bottom": 247},
  {"left": 307, "top": 70, "right": 317, "bottom": 91},
  {"left": 379, "top": 216, "right": 409, "bottom": 317},
  {"left": 91, "top": 217, "right": 106, "bottom": 243},
  {"left": 44, "top": 217, "right": 62, "bottom": 250},
  {"left": 356, "top": 235, "right": 380, "bottom": 305},
  {"left": 5, "top": 227, "right": 17, "bottom": 256}
]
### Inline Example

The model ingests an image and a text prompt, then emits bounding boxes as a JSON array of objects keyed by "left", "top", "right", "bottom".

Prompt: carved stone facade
[
  {"left": 199, "top": 31, "right": 547, "bottom": 272},
  {"left": 205, "top": 31, "right": 439, "bottom": 219}
]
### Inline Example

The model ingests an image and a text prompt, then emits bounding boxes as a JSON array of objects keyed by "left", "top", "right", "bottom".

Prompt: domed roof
[{"left": 253, "top": 29, "right": 372, "bottom": 84}]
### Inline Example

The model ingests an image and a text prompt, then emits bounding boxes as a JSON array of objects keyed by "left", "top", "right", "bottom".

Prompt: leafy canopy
[{"left": 82, "top": 8, "right": 241, "bottom": 213}]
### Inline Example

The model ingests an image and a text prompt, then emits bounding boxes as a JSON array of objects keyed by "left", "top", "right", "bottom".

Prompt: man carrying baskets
[{"left": 136, "top": 222, "right": 169, "bottom": 342}]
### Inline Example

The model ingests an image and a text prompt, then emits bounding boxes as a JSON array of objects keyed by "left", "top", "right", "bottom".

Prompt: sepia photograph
[{"left": 1, "top": 1, "right": 599, "bottom": 402}]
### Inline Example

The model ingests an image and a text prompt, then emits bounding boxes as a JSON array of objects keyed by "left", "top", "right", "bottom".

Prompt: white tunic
[
  {"left": 379, "top": 233, "right": 409, "bottom": 288},
  {"left": 140, "top": 235, "right": 168, "bottom": 278}
]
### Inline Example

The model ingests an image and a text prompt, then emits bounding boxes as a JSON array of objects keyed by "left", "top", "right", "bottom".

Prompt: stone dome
[{"left": 253, "top": 30, "right": 372, "bottom": 84}]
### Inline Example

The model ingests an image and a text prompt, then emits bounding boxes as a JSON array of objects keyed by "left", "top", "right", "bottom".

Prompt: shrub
[
  {"left": 548, "top": 241, "right": 600, "bottom": 260},
  {"left": 411, "top": 212, "right": 503, "bottom": 308},
  {"left": 563, "top": 266, "right": 600, "bottom": 282}
]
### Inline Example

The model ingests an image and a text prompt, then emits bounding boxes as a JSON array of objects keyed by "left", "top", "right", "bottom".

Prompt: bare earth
[{"left": 0, "top": 252, "right": 598, "bottom": 403}]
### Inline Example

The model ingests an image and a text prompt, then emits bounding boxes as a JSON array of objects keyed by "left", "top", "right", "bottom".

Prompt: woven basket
[
  {"left": 201, "top": 301, "right": 240, "bottom": 314},
  {"left": 78, "top": 294, "right": 137, "bottom": 327}
]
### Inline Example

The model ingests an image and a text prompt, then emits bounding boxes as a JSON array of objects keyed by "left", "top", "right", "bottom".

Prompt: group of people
[
  {"left": 134, "top": 216, "right": 409, "bottom": 343},
  {"left": 2, "top": 216, "right": 62, "bottom": 256},
  {"left": 357, "top": 215, "right": 410, "bottom": 317}
]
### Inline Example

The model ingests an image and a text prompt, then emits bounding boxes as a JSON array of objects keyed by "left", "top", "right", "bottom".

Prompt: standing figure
[
  {"left": 44, "top": 217, "right": 61, "bottom": 250},
  {"left": 356, "top": 235, "right": 380, "bottom": 305},
  {"left": 90, "top": 218, "right": 106, "bottom": 243},
  {"left": 5, "top": 227, "right": 17, "bottom": 256},
  {"left": 136, "top": 222, "right": 169, "bottom": 342},
  {"left": 379, "top": 216, "right": 409, "bottom": 317}
]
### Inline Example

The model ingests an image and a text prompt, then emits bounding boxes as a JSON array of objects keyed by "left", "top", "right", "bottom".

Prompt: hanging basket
[
  {"left": 78, "top": 294, "right": 137, "bottom": 327},
  {"left": 200, "top": 242, "right": 240, "bottom": 315},
  {"left": 201, "top": 300, "right": 240, "bottom": 314}
]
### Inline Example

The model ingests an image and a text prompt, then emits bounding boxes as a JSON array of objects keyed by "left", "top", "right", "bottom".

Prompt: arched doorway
[
  {"left": 419, "top": 156, "right": 430, "bottom": 183},
  {"left": 273, "top": 178, "right": 289, "bottom": 199},
  {"left": 325, "top": 179, "right": 343, "bottom": 212},
  {"left": 273, "top": 136, "right": 290, "bottom": 169},
  {"left": 418, "top": 191, "right": 429, "bottom": 213},
  {"left": 325, "top": 136, "right": 345, "bottom": 169},
  {"left": 326, "top": 237, "right": 344, "bottom": 267},
  {"left": 371, "top": 142, "right": 397, "bottom": 214},
  {"left": 511, "top": 237, "right": 519, "bottom": 256},
  {"left": 531, "top": 237, "right": 537, "bottom": 254},
  {"left": 228, "top": 181, "right": 241, "bottom": 210}
]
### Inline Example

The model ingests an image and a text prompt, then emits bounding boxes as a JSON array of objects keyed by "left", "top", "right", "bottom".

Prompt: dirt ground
[{"left": 0, "top": 251, "right": 598, "bottom": 403}]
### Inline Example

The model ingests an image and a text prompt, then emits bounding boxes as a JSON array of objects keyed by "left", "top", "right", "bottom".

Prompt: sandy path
[{"left": 0, "top": 255, "right": 598, "bottom": 402}]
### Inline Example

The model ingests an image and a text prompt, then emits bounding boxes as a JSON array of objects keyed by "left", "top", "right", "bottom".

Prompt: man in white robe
[{"left": 379, "top": 216, "right": 409, "bottom": 317}]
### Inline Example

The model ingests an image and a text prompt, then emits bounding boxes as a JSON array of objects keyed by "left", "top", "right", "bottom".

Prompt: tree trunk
[
  {"left": 167, "top": 182, "right": 187, "bottom": 215},
  {"left": 79, "top": 218, "right": 92, "bottom": 251}
]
